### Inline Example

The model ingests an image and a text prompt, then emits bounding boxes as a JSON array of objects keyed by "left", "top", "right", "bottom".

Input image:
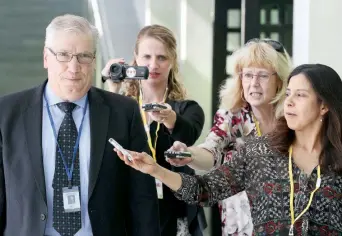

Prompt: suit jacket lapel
[
  {"left": 23, "top": 82, "right": 47, "bottom": 204},
  {"left": 88, "top": 88, "right": 110, "bottom": 198}
]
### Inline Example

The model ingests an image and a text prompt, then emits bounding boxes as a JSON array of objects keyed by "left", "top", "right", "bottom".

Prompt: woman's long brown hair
[{"left": 269, "top": 64, "right": 342, "bottom": 174}]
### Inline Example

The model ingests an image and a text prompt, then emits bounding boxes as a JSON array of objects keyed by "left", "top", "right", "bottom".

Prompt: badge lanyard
[
  {"left": 138, "top": 86, "right": 168, "bottom": 199},
  {"left": 252, "top": 113, "right": 262, "bottom": 137},
  {"left": 44, "top": 94, "right": 88, "bottom": 188},
  {"left": 138, "top": 87, "right": 168, "bottom": 162},
  {"left": 288, "top": 145, "right": 321, "bottom": 235}
]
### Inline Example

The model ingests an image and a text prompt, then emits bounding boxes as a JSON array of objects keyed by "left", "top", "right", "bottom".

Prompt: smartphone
[
  {"left": 108, "top": 138, "right": 133, "bottom": 162},
  {"left": 142, "top": 103, "right": 167, "bottom": 112},
  {"left": 164, "top": 151, "right": 192, "bottom": 159}
]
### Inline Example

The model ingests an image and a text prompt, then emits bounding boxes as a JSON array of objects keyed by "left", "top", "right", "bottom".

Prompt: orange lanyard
[
  {"left": 288, "top": 145, "right": 321, "bottom": 235},
  {"left": 138, "top": 87, "right": 168, "bottom": 162}
]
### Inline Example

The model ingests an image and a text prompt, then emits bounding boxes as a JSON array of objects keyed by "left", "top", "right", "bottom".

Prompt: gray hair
[{"left": 45, "top": 14, "right": 99, "bottom": 50}]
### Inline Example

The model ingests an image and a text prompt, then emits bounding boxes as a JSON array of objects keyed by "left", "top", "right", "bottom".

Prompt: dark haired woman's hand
[
  {"left": 114, "top": 148, "right": 160, "bottom": 175},
  {"left": 115, "top": 148, "right": 183, "bottom": 192}
]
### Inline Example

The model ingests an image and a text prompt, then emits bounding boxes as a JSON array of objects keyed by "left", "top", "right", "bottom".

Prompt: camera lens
[{"left": 109, "top": 63, "right": 122, "bottom": 77}]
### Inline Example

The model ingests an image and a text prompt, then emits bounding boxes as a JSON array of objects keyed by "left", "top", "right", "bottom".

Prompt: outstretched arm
[{"left": 116, "top": 145, "right": 247, "bottom": 207}]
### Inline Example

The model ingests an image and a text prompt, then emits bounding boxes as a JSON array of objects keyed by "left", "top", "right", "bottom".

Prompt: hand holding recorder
[
  {"left": 165, "top": 141, "right": 194, "bottom": 167},
  {"left": 142, "top": 103, "right": 168, "bottom": 112},
  {"left": 164, "top": 151, "right": 192, "bottom": 159},
  {"left": 142, "top": 102, "right": 177, "bottom": 129}
]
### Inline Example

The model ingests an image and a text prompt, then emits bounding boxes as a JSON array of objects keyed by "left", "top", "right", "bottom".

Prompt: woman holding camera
[{"left": 102, "top": 25, "right": 206, "bottom": 236}]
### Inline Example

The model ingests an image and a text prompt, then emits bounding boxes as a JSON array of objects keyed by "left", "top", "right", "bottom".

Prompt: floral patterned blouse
[
  {"left": 176, "top": 137, "right": 342, "bottom": 236},
  {"left": 198, "top": 106, "right": 256, "bottom": 235}
]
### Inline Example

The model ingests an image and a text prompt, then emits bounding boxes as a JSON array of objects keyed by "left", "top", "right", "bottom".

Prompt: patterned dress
[
  {"left": 175, "top": 137, "right": 342, "bottom": 235},
  {"left": 198, "top": 106, "right": 256, "bottom": 235}
]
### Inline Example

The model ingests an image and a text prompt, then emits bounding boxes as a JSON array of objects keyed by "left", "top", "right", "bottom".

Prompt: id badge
[
  {"left": 155, "top": 178, "right": 163, "bottom": 199},
  {"left": 62, "top": 186, "right": 81, "bottom": 213}
]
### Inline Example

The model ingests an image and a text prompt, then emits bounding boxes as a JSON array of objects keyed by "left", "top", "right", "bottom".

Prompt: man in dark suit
[{"left": 0, "top": 14, "right": 160, "bottom": 236}]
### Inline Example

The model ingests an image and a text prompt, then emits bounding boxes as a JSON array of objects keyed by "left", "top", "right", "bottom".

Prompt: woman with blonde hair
[
  {"left": 102, "top": 25, "right": 206, "bottom": 236},
  {"left": 166, "top": 39, "right": 292, "bottom": 235}
]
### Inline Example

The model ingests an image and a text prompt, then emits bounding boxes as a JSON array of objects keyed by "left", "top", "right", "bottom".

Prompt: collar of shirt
[{"left": 43, "top": 83, "right": 88, "bottom": 109}]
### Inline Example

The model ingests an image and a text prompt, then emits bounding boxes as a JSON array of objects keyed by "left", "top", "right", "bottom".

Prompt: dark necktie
[{"left": 52, "top": 102, "right": 81, "bottom": 236}]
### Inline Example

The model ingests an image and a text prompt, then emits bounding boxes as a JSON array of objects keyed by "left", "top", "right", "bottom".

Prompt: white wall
[
  {"left": 148, "top": 0, "right": 215, "bottom": 145},
  {"left": 148, "top": 1, "right": 214, "bottom": 235},
  {"left": 293, "top": 0, "right": 342, "bottom": 77},
  {"left": 92, "top": 0, "right": 147, "bottom": 88}
]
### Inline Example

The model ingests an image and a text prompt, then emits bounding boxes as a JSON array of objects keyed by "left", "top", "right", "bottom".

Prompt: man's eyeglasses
[
  {"left": 46, "top": 47, "right": 95, "bottom": 64},
  {"left": 245, "top": 38, "right": 285, "bottom": 53},
  {"left": 239, "top": 72, "right": 277, "bottom": 82}
]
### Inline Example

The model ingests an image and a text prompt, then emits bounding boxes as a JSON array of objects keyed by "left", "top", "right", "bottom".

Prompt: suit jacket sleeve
[
  {"left": 127, "top": 102, "right": 160, "bottom": 236},
  {"left": 169, "top": 100, "right": 205, "bottom": 146},
  {"left": 0, "top": 130, "right": 5, "bottom": 235}
]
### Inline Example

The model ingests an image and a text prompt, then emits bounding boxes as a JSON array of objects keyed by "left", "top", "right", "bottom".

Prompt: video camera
[{"left": 103, "top": 63, "right": 149, "bottom": 82}]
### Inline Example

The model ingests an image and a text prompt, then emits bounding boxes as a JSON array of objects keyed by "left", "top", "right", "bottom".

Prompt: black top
[{"left": 149, "top": 99, "right": 206, "bottom": 236}]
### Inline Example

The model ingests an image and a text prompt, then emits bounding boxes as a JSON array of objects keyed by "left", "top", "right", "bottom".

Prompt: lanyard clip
[
  {"left": 316, "top": 178, "right": 321, "bottom": 188},
  {"left": 68, "top": 180, "right": 72, "bottom": 189},
  {"left": 144, "top": 124, "right": 150, "bottom": 132},
  {"left": 289, "top": 225, "right": 294, "bottom": 236}
]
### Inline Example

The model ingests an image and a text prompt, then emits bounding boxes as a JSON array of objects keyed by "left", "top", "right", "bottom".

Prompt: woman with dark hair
[{"left": 115, "top": 63, "right": 342, "bottom": 235}]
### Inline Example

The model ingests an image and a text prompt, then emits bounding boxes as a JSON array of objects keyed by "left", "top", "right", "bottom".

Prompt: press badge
[
  {"left": 62, "top": 186, "right": 81, "bottom": 213},
  {"left": 155, "top": 179, "right": 163, "bottom": 199}
]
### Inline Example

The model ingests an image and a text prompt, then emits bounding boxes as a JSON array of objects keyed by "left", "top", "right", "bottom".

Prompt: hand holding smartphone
[{"left": 108, "top": 138, "right": 133, "bottom": 162}]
